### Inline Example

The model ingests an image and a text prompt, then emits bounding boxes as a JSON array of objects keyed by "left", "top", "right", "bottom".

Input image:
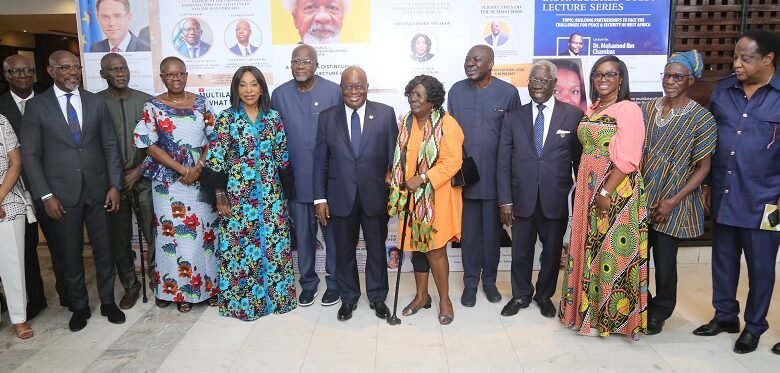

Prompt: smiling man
[
  {"left": 229, "top": 20, "right": 258, "bottom": 56},
  {"left": 284, "top": 0, "right": 351, "bottom": 44},
  {"left": 560, "top": 33, "right": 584, "bottom": 56},
  {"left": 89, "top": 0, "right": 150, "bottom": 53},
  {"left": 176, "top": 18, "right": 211, "bottom": 58},
  {"left": 447, "top": 45, "right": 521, "bottom": 307}
]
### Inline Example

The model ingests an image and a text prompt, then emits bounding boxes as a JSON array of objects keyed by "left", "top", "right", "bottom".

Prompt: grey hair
[
  {"left": 531, "top": 60, "right": 557, "bottom": 79},
  {"left": 283, "top": 0, "right": 351, "bottom": 13}
]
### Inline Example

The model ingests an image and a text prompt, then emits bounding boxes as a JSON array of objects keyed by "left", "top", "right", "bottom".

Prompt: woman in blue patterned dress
[
  {"left": 134, "top": 56, "right": 219, "bottom": 313},
  {"left": 206, "top": 66, "right": 297, "bottom": 320}
]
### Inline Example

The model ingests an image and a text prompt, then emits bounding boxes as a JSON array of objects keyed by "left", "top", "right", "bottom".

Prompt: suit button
[
  {"left": 724, "top": 189, "right": 729, "bottom": 194},
  {"left": 76, "top": 168, "right": 81, "bottom": 172},
  {"left": 730, "top": 150, "right": 735, "bottom": 156},
  {"left": 727, "top": 170, "right": 732, "bottom": 175}
]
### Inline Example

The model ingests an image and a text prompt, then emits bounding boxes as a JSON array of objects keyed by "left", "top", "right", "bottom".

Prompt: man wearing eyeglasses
[
  {"left": 497, "top": 60, "right": 583, "bottom": 318},
  {"left": 88, "top": 0, "right": 150, "bottom": 53},
  {"left": 229, "top": 20, "right": 258, "bottom": 57},
  {"left": 0, "top": 55, "right": 66, "bottom": 320},
  {"left": 447, "top": 45, "right": 521, "bottom": 308},
  {"left": 20, "top": 50, "right": 125, "bottom": 332},
  {"left": 313, "top": 66, "right": 397, "bottom": 321},
  {"left": 176, "top": 18, "right": 211, "bottom": 58},
  {"left": 96, "top": 53, "right": 153, "bottom": 311},
  {"left": 272, "top": 44, "right": 343, "bottom": 307},
  {"left": 284, "top": 0, "right": 349, "bottom": 44}
]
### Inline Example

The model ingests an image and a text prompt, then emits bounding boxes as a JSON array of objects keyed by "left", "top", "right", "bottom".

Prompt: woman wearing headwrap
[{"left": 640, "top": 50, "right": 716, "bottom": 335}]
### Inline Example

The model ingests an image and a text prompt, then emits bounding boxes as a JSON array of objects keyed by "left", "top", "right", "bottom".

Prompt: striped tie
[
  {"left": 534, "top": 104, "right": 545, "bottom": 157},
  {"left": 64, "top": 93, "right": 82, "bottom": 144}
]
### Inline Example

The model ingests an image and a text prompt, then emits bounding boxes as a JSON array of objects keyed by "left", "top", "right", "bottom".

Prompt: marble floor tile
[
  {"left": 301, "top": 350, "right": 376, "bottom": 373},
  {"left": 229, "top": 346, "right": 307, "bottom": 373},
  {"left": 650, "top": 341, "right": 749, "bottom": 373},
  {"left": 156, "top": 347, "right": 240, "bottom": 371},
  {"left": 13, "top": 347, "right": 105, "bottom": 373},
  {"left": 514, "top": 343, "right": 598, "bottom": 373}
]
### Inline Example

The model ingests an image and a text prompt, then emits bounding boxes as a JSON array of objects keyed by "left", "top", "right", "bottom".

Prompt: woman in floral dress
[
  {"left": 206, "top": 66, "right": 297, "bottom": 320},
  {"left": 134, "top": 57, "right": 219, "bottom": 312}
]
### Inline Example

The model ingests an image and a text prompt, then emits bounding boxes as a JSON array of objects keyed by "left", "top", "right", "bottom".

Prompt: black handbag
[{"left": 451, "top": 147, "right": 479, "bottom": 188}]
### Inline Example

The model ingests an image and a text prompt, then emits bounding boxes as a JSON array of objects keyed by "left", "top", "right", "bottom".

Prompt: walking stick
[
  {"left": 131, "top": 189, "right": 148, "bottom": 303},
  {"left": 387, "top": 191, "right": 413, "bottom": 326}
]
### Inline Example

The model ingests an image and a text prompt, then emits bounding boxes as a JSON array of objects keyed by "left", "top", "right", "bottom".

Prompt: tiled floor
[{"left": 1, "top": 248, "right": 779, "bottom": 372}]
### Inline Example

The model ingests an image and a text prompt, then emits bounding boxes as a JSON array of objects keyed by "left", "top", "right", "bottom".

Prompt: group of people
[{"left": 0, "top": 29, "right": 778, "bottom": 356}]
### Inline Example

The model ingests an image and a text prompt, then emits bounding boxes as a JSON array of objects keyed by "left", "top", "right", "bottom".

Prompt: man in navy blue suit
[
  {"left": 228, "top": 20, "right": 259, "bottom": 57},
  {"left": 314, "top": 66, "right": 398, "bottom": 321},
  {"left": 497, "top": 60, "right": 583, "bottom": 318},
  {"left": 175, "top": 18, "right": 211, "bottom": 58}
]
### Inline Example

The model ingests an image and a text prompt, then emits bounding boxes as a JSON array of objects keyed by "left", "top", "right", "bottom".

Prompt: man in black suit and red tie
[
  {"left": 497, "top": 60, "right": 584, "bottom": 318},
  {"left": 21, "top": 50, "right": 125, "bottom": 332}
]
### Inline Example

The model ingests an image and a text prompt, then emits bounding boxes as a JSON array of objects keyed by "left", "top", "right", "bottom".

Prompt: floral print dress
[
  {"left": 206, "top": 107, "right": 297, "bottom": 320},
  {"left": 134, "top": 95, "right": 219, "bottom": 303}
]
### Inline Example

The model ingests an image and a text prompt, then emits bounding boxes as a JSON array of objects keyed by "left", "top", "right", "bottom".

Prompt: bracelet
[
  {"left": 598, "top": 188, "right": 611, "bottom": 198},
  {"left": 420, "top": 174, "right": 428, "bottom": 183},
  {"left": 184, "top": 167, "right": 190, "bottom": 178},
  {"left": 198, "top": 160, "right": 206, "bottom": 167},
  {"left": 215, "top": 192, "right": 225, "bottom": 197}
]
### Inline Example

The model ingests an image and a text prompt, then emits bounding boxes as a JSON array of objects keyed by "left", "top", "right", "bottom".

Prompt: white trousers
[{"left": 0, "top": 216, "right": 26, "bottom": 324}]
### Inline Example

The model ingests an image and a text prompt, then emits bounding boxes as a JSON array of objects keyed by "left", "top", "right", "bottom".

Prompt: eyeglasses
[
  {"left": 660, "top": 73, "right": 692, "bottom": 83},
  {"left": 291, "top": 59, "right": 315, "bottom": 67},
  {"left": 160, "top": 72, "right": 187, "bottom": 80},
  {"left": 404, "top": 92, "right": 427, "bottom": 101},
  {"left": 529, "top": 77, "right": 555, "bottom": 85},
  {"left": 5, "top": 67, "right": 35, "bottom": 77},
  {"left": 182, "top": 27, "right": 201, "bottom": 33},
  {"left": 52, "top": 64, "right": 83, "bottom": 72},
  {"left": 341, "top": 84, "right": 367, "bottom": 92},
  {"left": 104, "top": 66, "right": 128, "bottom": 75},
  {"left": 591, "top": 71, "right": 621, "bottom": 81}
]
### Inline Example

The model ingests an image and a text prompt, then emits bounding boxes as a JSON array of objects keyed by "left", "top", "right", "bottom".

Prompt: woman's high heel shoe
[{"left": 402, "top": 295, "right": 432, "bottom": 316}]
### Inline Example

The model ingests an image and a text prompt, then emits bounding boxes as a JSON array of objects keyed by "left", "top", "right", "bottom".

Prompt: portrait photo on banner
[
  {"left": 557, "top": 33, "right": 589, "bottom": 57},
  {"left": 408, "top": 31, "right": 437, "bottom": 63},
  {"left": 540, "top": 58, "right": 589, "bottom": 111},
  {"left": 81, "top": 0, "right": 151, "bottom": 53},
  {"left": 483, "top": 20, "right": 511, "bottom": 48},
  {"left": 172, "top": 17, "right": 214, "bottom": 59},
  {"left": 224, "top": 19, "right": 263, "bottom": 57},
  {"left": 270, "top": 0, "right": 370, "bottom": 44}
]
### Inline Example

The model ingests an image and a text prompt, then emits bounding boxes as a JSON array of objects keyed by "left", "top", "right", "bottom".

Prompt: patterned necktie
[
  {"left": 245, "top": 48, "right": 250, "bottom": 56},
  {"left": 111, "top": 46, "right": 120, "bottom": 52},
  {"left": 351, "top": 110, "right": 361, "bottom": 155},
  {"left": 64, "top": 93, "right": 82, "bottom": 144},
  {"left": 18, "top": 99, "right": 25, "bottom": 115},
  {"left": 534, "top": 103, "right": 545, "bottom": 157},
  {"left": 189, "top": 47, "right": 196, "bottom": 58}
]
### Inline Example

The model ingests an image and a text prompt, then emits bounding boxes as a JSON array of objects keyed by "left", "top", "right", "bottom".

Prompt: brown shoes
[{"left": 119, "top": 288, "right": 141, "bottom": 310}]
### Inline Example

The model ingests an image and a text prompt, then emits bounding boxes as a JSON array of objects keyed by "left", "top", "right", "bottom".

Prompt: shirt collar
[
  {"left": 53, "top": 84, "right": 79, "bottom": 98},
  {"left": 532, "top": 95, "right": 555, "bottom": 110},
  {"left": 731, "top": 67, "right": 780, "bottom": 92},
  {"left": 10, "top": 90, "right": 33, "bottom": 105},
  {"left": 109, "top": 32, "right": 132, "bottom": 52},
  {"left": 345, "top": 102, "right": 366, "bottom": 117}
]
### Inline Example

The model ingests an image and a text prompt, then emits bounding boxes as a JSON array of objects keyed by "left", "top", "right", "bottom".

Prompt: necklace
[
  {"left": 167, "top": 91, "right": 188, "bottom": 104},
  {"left": 597, "top": 98, "right": 617, "bottom": 108},
  {"left": 654, "top": 98, "right": 694, "bottom": 128}
]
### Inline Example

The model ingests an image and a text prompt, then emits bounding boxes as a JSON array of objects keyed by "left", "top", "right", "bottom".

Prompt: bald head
[
  {"left": 340, "top": 66, "right": 368, "bottom": 110},
  {"left": 48, "top": 50, "right": 77, "bottom": 67},
  {"left": 3, "top": 55, "right": 31, "bottom": 71},
  {"left": 235, "top": 20, "right": 252, "bottom": 45},
  {"left": 100, "top": 52, "right": 130, "bottom": 91},
  {"left": 100, "top": 52, "right": 126, "bottom": 70},
  {"left": 3, "top": 55, "right": 35, "bottom": 96},
  {"left": 468, "top": 45, "right": 494, "bottom": 61},
  {"left": 292, "top": 44, "right": 317, "bottom": 62}
]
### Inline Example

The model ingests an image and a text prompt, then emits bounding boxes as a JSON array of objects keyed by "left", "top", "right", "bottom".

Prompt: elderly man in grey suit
[
  {"left": 497, "top": 60, "right": 583, "bottom": 318},
  {"left": 447, "top": 45, "right": 521, "bottom": 307},
  {"left": 313, "top": 66, "right": 397, "bottom": 321},
  {"left": 21, "top": 50, "right": 125, "bottom": 332}
]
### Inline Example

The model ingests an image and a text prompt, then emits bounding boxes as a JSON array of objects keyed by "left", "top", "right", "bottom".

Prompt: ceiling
[{"left": 0, "top": 14, "right": 78, "bottom": 38}]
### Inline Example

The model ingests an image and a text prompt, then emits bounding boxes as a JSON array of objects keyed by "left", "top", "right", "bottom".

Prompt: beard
[
  {"left": 302, "top": 24, "right": 341, "bottom": 44},
  {"left": 64, "top": 81, "right": 80, "bottom": 91}
]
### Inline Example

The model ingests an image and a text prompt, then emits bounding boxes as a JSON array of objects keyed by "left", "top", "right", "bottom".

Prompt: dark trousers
[
  {"left": 510, "top": 198, "right": 567, "bottom": 302},
  {"left": 51, "top": 190, "right": 117, "bottom": 311},
  {"left": 331, "top": 191, "right": 389, "bottom": 304},
  {"left": 29, "top": 203, "right": 70, "bottom": 307},
  {"left": 289, "top": 201, "right": 338, "bottom": 291},
  {"left": 648, "top": 228, "right": 679, "bottom": 321},
  {"left": 461, "top": 198, "right": 502, "bottom": 290},
  {"left": 712, "top": 222, "right": 780, "bottom": 336},
  {"left": 107, "top": 179, "right": 155, "bottom": 291}
]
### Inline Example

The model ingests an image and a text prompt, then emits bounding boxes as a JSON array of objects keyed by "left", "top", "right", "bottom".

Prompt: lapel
[
  {"left": 544, "top": 99, "right": 567, "bottom": 149},
  {"left": 521, "top": 104, "right": 535, "bottom": 150},
  {"left": 79, "top": 89, "right": 91, "bottom": 135},
  {"left": 40, "top": 88, "right": 79, "bottom": 145},
  {"left": 357, "top": 101, "right": 375, "bottom": 156},
  {"left": 335, "top": 105, "right": 353, "bottom": 157}
]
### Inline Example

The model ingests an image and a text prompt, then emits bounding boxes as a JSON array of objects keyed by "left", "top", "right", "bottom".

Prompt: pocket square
[{"left": 556, "top": 130, "right": 570, "bottom": 134}]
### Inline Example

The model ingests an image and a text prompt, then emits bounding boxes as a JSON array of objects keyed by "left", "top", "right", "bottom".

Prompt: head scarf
[{"left": 668, "top": 50, "right": 703, "bottom": 79}]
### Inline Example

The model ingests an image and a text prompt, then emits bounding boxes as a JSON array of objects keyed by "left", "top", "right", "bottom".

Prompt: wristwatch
[{"left": 599, "top": 188, "right": 611, "bottom": 198}]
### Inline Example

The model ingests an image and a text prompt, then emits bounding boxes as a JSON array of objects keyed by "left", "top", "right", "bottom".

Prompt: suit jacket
[
  {"left": 89, "top": 32, "right": 151, "bottom": 52},
  {"left": 497, "top": 99, "right": 584, "bottom": 219},
  {"left": 558, "top": 46, "right": 580, "bottom": 56},
  {"left": 229, "top": 43, "right": 258, "bottom": 56},
  {"left": 177, "top": 41, "right": 211, "bottom": 58},
  {"left": 314, "top": 101, "right": 398, "bottom": 217},
  {"left": 484, "top": 34, "right": 508, "bottom": 46},
  {"left": 20, "top": 88, "right": 123, "bottom": 206},
  {"left": 0, "top": 88, "right": 44, "bottom": 186}
]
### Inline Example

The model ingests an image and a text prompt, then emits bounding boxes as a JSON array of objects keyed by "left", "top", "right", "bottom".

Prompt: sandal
[
  {"left": 14, "top": 322, "right": 33, "bottom": 340},
  {"left": 207, "top": 297, "right": 218, "bottom": 307},
  {"left": 176, "top": 302, "right": 192, "bottom": 313},
  {"left": 402, "top": 295, "right": 432, "bottom": 316},
  {"left": 155, "top": 298, "right": 171, "bottom": 308},
  {"left": 438, "top": 300, "right": 454, "bottom": 325}
]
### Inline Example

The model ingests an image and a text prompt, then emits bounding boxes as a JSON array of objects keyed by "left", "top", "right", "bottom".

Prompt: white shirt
[
  {"left": 313, "top": 103, "right": 367, "bottom": 206},
  {"left": 10, "top": 90, "right": 34, "bottom": 114},
  {"left": 109, "top": 32, "right": 132, "bottom": 52},
  {"left": 490, "top": 33, "right": 503, "bottom": 47},
  {"left": 238, "top": 43, "right": 252, "bottom": 56},
  {"left": 531, "top": 95, "right": 556, "bottom": 147},
  {"left": 52, "top": 84, "right": 83, "bottom": 129}
]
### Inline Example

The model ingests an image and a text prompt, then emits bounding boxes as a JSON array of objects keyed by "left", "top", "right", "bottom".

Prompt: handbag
[
  {"left": 0, "top": 121, "right": 36, "bottom": 223},
  {"left": 451, "top": 147, "right": 480, "bottom": 188}
]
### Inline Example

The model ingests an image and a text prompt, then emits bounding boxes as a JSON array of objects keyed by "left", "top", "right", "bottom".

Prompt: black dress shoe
[
  {"left": 100, "top": 304, "right": 126, "bottom": 324},
  {"left": 337, "top": 303, "right": 357, "bottom": 321},
  {"left": 299, "top": 289, "right": 318, "bottom": 307},
  {"left": 26, "top": 302, "right": 48, "bottom": 320},
  {"left": 693, "top": 319, "right": 740, "bottom": 336},
  {"left": 119, "top": 288, "right": 140, "bottom": 310},
  {"left": 771, "top": 342, "right": 780, "bottom": 355},
  {"left": 734, "top": 330, "right": 760, "bottom": 354},
  {"left": 500, "top": 298, "right": 530, "bottom": 316},
  {"left": 536, "top": 299, "right": 556, "bottom": 318},
  {"left": 484, "top": 285, "right": 502, "bottom": 303},
  {"left": 647, "top": 318, "right": 665, "bottom": 335},
  {"left": 69, "top": 308, "right": 92, "bottom": 332},
  {"left": 461, "top": 288, "right": 477, "bottom": 307},
  {"left": 320, "top": 289, "right": 341, "bottom": 306},
  {"left": 369, "top": 302, "right": 390, "bottom": 319}
]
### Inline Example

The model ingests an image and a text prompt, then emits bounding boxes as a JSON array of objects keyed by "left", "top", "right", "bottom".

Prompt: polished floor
[{"left": 0, "top": 246, "right": 779, "bottom": 372}]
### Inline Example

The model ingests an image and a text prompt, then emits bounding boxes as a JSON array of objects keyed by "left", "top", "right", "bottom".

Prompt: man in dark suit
[
  {"left": 0, "top": 55, "right": 67, "bottom": 319},
  {"left": 176, "top": 18, "right": 211, "bottom": 58},
  {"left": 559, "top": 33, "right": 585, "bottom": 56},
  {"left": 88, "top": 0, "right": 151, "bottom": 53},
  {"left": 448, "top": 45, "right": 521, "bottom": 307},
  {"left": 21, "top": 50, "right": 125, "bottom": 332},
  {"left": 497, "top": 60, "right": 583, "bottom": 318},
  {"left": 229, "top": 20, "right": 259, "bottom": 56},
  {"left": 313, "top": 66, "right": 397, "bottom": 321}
]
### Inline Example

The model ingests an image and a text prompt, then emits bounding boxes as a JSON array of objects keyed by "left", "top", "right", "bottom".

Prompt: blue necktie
[
  {"left": 351, "top": 110, "right": 361, "bottom": 155},
  {"left": 534, "top": 103, "right": 545, "bottom": 157},
  {"left": 65, "top": 93, "right": 82, "bottom": 144}
]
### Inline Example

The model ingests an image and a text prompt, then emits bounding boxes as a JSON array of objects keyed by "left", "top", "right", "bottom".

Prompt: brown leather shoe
[{"left": 119, "top": 288, "right": 140, "bottom": 310}]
